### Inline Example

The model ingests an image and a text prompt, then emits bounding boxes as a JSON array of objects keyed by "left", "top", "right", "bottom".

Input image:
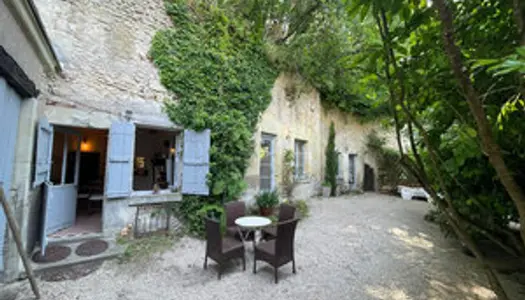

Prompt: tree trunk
[{"left": 433, "top": 0, "right": 525, "bottom": 250}]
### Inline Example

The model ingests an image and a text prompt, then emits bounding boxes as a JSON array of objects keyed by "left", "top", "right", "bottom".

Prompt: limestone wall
[
  {"left": 243, "top": 74, "right": 395, "bottom": 204},
  {"left": 0, "top": 1, "right": 52, "bottom": 282},
  {"left": 33, "top": 0, "right": 173, "bottom": 128}
]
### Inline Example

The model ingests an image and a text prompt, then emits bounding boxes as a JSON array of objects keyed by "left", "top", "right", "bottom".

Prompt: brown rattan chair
[
  {"left": 253, "top": 218, "right": 299, "bottom": 283},
  {"left": 225, "top": 201, "right": 253, "bottom": 240},
  {"left": 262, "top": 203, "right": 296, "bottom": 240},
  {"left": 204, "top": 217, "right": 246, "bottom": 279}
]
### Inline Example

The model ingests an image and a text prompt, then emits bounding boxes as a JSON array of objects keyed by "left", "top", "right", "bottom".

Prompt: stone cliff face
[{"left": 34, "top": 0, "right": 173, "bottom": 127}]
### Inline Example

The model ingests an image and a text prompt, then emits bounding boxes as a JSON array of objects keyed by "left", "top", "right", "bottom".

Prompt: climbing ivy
[{"left": 150, "top": 1, "right": 277, "bottom": 204}]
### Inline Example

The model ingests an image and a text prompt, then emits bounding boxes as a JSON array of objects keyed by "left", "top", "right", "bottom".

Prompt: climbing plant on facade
[{"left": 150, "top": 0, "right": 277, "bottom": 232}]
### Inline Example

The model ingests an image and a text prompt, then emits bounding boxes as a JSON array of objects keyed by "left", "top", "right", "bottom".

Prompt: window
[
  {"left": 294, "top": 140, "right": 306, "bottom": 179},
  {"left": 348, "top": 154, "right": 357, "bottom": 185},
  {"left": 337, "top": 153, "right": 344, "bottom": 178},
  {"left": 260, "top": 134, "right": 275, "bottom": 191},
  {"left": 133, "top": 128, "right": 178, "bottom": 191}
]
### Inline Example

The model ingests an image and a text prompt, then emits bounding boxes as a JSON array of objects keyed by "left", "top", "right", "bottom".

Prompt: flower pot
[
  {"left": 259, "top": 207, "right": 274, "bottom": 216},
  {"left": 322, "top": 186, "right": 331, "bottom": 198}
]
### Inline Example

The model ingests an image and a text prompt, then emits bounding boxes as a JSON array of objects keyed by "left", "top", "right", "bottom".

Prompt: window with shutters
[
  {"left": 133, "top": 127, "right": 178, "bottom": 192},
  {"left": 294, "top": 139, "right": 306, "bottom": 179}
]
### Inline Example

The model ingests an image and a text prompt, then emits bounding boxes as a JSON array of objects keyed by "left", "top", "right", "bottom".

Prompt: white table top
[{"left": 235, "top": 216, "right": 271, "bottom": 228}]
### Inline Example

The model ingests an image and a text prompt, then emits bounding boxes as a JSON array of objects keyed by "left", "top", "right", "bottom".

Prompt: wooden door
[{"left": 364, "top": 164, "right": 375, "bottom": 191}]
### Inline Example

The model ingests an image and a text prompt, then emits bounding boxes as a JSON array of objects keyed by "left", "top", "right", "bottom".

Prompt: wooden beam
[
  {"left": 0, "top": 46, "right": 39, "bottom": 98},
  {"left": 0, "top": 187, "right": 40, "bottom": 299}
]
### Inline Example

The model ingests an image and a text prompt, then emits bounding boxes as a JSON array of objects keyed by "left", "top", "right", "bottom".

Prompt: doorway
[
  {"left": 364, "top": 164, "right": 375, "bottom": 191},
  {"left": 348, "top": 154, "right": 357, "bottom": 190},
  {"left": 45, "top": 127, "right": 108, "bottom": 239}
]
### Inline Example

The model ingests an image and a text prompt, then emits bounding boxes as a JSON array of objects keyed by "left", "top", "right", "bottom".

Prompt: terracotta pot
[{"left": 259, "top": 207, "right": 274, "bottom": 216}]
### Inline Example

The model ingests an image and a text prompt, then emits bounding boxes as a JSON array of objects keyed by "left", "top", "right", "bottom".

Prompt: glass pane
[
  {"left": 50, "top": 131, "right": 65, "bottom": 184},
  {"left": 65, "top": 135, "right": 79, "bottom": 184},
  {"left": 260, "top": 136, "right": 273, "bottom": 190}
]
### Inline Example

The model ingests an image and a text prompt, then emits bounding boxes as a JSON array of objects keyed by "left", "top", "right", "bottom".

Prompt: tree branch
[{"left": 434, "top": 0, "right": 525, "bottom": 250}]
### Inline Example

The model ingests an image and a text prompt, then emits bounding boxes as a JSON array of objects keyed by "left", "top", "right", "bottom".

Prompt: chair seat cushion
[
  {"left": 262, "top": 226, "right": 277, "bottom": 238},
  {"left": 255, "top": 239, "right": 275, "bottom": 255},
  {"left": 226, "top": 226, "right": 239, "bottom": 237},
  {"left": 222, "top": 236, "right": 244, "bottom": 253}
]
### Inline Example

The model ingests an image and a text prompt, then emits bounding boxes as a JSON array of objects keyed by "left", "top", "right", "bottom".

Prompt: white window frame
[
  {"left": 260, "top": 133, "right": 276, "bottom": 191},
  {"left": 294, "top": 139, "right": 306, "bottom": 180},
  {"left": 50, "top": 128, "right": 81, "bottom": 187}
]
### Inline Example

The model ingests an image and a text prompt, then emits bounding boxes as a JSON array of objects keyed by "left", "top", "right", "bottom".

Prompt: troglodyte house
[{"left": 0, "top": 0, "right": 394, "bottom": 282}]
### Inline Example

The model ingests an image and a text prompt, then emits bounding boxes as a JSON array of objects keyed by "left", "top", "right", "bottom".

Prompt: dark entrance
[{"left": 364, "top": 164, "right": 375, "bottom": 191}]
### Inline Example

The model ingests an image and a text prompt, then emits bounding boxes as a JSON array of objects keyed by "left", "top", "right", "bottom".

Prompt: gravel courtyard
[{"left": 12, "top": 193, "right": 501, "bottom": 299}]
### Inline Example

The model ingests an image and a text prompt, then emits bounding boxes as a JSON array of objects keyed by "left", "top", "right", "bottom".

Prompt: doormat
[
  {"left": 32, "top": 245, "right": 71, "bottom": 263},
  {"left": 39, "top": 261, "right": 103, "bottom": 282},
  {"left": 75, "top": 239, "right": 108, "bottom": 257}
]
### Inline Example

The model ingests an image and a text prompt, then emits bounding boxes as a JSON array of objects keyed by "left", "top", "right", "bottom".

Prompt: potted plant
[
  {"left": 322, "top": 182, "right": 331, "bottom": 198},
  {"left": 255, "top": 190, "right": 279, "bottom": 216}
]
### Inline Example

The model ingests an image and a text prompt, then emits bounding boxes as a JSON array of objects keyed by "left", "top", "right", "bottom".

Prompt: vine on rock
[{"left": 150, "top": 1, "right": 277, "bottom": 235}]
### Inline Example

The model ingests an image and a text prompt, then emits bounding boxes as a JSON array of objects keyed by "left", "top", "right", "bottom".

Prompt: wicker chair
[
  {"left": 262, "top": 203, "right": 296, "bottom": 240},
  {"left": 204, "top": 217, "right": 246, "bottom": 279},
  {"left": 253, "top": 218, "right": 299, "bottom": 283},
  {"left": 225, "top": 201, "right": 253, "bottom": 240}
]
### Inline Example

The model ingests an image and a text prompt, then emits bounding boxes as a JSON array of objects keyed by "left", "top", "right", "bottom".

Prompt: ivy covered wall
[{"left": 150, "top": 1, "right": 277, "bottom": 202}]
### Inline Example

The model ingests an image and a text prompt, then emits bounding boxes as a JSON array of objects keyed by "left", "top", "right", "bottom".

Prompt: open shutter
[
  {"left": 34, "top": 117, "right": 53, "bottom": 187},
  {"left": 182, "top": 129, "right": 210, "bottom": 195},
  {"left": 105, "top": 121, "right": 135, "bottom": 198},
  {"left": 173, "top": 133, "right": 183, "bottom": 190}
]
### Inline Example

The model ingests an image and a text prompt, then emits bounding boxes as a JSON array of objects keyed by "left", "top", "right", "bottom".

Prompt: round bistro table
[{"left": 235, "top": 216, "right": 272, "bottom": 247}]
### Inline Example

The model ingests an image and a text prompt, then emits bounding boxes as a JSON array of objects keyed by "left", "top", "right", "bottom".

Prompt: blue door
[{"left": 0, "top": 77, "right": 22, "bottom": 272}]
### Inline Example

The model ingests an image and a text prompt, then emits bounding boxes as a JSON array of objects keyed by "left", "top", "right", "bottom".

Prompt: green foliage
[
  {"left": 150, "top": 1, "right": 278, "bottom": 236},
  {"left": 282, "top": 149, "right": 295, "bottom": 198},
  {"left": 366, "top": 130, "right": 413, "bottom": 190},
  {"left": 216, "top": 0, "right": 389, "bottom": 118},
  {"left": 255, "top": 189, "right": 280, "bottom": 208},
  {"left": 118, "top": 233, "right": 179, "bottom": 263},
  {"left": 349, "top": 0, "right": 525, "bottom": 257},
  {"left": 151, "top": 1, "right": 277, "bottom": 203},
  {"left": 325, "top": 122, "right": 338, "bottom": 196},
  {"left": 289, "top": 199, "right": 310, "bottom": 218}
]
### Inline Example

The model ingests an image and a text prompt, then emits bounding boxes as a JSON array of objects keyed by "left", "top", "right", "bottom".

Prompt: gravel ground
[{"left": 9, "top": 193, "right": 504, "bottom": 299}]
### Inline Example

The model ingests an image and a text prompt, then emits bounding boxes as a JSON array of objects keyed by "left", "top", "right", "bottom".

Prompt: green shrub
[
  {"left": 325, "top": 122, "right": 338, "bottom": 196},
  {"left": 174, "top": 196, "right": 226, "bottom": 237},
  {"left": 291, "top": 199, "right": 309, "bottom": 218},
  {"left": 255, "top": 190, "right": 280, "bottom": 208}
]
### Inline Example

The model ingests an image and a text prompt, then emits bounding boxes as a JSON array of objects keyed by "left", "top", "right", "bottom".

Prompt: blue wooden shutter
[
  {"left": 34, "top": 117, "right": 54, "bottom": 187},
  {"left": 182, "top": 129, "right": 210, "bottom": 195},
  {"left": 106, "top": 121, "right": 135, "bottom": 198}
]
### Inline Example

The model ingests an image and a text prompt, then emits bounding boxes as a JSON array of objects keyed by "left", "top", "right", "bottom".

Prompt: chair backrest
[
  {"left": 278, "top": 203, "right": 296, "bottom": 222},
  {"left": 225, "top": 201, "right": 246, "bottom": 227},
  {"left": 205, "top": 217, "right": 222, "bottom": 254},
  {"left": 275, "top": 218, "right": 299, "bottom": 259}
]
